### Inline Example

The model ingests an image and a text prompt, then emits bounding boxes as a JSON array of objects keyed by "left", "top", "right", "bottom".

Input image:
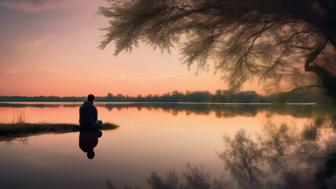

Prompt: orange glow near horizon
[
  {"left": 0, "top": 0, "right": 227, "bottom": 96},
  {"left": 0, "top": 0, "right": 261, "bottom": 96}
]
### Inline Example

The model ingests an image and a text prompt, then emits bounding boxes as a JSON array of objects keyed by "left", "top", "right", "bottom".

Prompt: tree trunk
[{"left": 305, "top": 64, "right": 336, "bottom": 100}]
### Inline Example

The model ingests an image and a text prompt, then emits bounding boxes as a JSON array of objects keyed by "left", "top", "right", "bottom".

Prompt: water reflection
[
  {"left": 1, "top": 103, "right": 336, "bottom": 188},
  {"left": 106, "top": 118, "right": 336, "bottom": 189},
  {"left": 218, "top": 119, "right": 336, "bottom": 189},
  {"left": 0, "top": 102, "right": 334, "bottom": 119},
  {"left": 79, "top": 130, "right": 103, "bottom": 160}
]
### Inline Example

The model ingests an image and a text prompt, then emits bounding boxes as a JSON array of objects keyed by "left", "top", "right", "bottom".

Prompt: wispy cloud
[
  {"left": 26, "top": 36, "right": 49, "bottom": 49},
  {"left": 11, "top": 35, "right": 51, "bottom": 53},
  {"left": 0, "top": 0, "right": 86, "bottom": 13}
]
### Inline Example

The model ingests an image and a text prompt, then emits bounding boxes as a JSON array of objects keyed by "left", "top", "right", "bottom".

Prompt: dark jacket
[{"left": 79, "top": 101, "right": 97, "bottom": 129}]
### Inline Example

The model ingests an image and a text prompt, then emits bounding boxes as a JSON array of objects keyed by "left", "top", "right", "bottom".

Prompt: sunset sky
[{"left": 0, "top": 0, "right": 233, "bottom": 96}]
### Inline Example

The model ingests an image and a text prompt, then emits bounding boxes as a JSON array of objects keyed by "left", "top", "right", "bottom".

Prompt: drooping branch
[{"left": 99, "top": 0, "right": 336, "bottom": 96}]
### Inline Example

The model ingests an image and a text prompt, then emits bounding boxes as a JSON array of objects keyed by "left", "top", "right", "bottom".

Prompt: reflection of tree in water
[
  {"left": 108, "top": 116, "right": 336, "bottom": 189},
  {"left": 220, "top": 130, "right": 264, "bottom": 189},
  {"left": 100, "top": 103, "right": 335, "bottom": 119},
  {"left": 219, "top": 117, "right": 336, "bottom": 189},
  {"left": 106, "top": 164, "right": 230, "bottom": 189},
  {"left": 2, "top": 102, "right": 335, "bottom": 119}
]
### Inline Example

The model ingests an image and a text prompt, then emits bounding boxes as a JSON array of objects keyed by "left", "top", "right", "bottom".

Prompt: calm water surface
[{"left": 0, "top": 102, "right": 335, "bottom": 189}]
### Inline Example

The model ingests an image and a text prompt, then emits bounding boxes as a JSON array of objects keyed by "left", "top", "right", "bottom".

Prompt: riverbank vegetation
[{"left": 0, "top": 89, "right": 334, "bottom": 103}]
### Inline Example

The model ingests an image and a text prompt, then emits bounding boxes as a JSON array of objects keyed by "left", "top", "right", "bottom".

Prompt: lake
[{"left": 0, "top": 102, "right": 335, "bottom": 189}]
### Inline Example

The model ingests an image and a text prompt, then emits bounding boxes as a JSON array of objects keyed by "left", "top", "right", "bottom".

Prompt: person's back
[{"left": 79, "top": 94, "right": 101, "bottom": 130}]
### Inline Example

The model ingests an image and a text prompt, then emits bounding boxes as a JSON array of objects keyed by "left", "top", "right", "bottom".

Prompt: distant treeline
[{"left": 0, "top": 90, "right": 333, "bottom": 103}]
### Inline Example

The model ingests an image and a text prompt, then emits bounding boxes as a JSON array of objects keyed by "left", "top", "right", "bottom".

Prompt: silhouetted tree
[{"left": 99, "top": 0, "right": 336, "bottom": 98}]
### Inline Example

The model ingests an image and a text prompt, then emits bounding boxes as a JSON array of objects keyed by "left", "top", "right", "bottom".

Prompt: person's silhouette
[
  {"left": 79, "top": 130, "right": 102, "bottom": 159},
  {"left": 79, "top": 94, "right": 102, "bottom": 130}
]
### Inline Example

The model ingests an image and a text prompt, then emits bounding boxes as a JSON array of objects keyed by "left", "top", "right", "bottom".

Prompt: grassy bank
[{"left": 0, "top": 123, "right": 119, "bottom": 138}]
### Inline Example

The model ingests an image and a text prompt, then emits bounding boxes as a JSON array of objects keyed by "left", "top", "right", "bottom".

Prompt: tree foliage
[{"left": 99, "top": 0, "right": 336, "bottom": 96}]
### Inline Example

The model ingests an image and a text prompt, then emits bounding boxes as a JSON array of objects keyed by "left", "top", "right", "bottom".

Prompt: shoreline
[{"left": 0, "top": 123, "right": 119, "bottom": 140}]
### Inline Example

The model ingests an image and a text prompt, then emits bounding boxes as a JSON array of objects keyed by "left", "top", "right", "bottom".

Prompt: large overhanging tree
[{"left": 99, "top": 0, "right": 336, "bottom": 98}]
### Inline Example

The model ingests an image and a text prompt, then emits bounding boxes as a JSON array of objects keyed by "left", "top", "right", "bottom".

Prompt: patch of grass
[{"left": 0, "top": 123, "right": 119, "bottom": 138}]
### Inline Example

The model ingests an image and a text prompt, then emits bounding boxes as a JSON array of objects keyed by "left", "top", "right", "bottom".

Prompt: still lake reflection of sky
[{"left": 1, "top": 103, "right": 335, "bottom": 189}]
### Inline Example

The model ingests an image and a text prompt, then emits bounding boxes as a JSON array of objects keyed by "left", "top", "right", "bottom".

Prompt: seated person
[{"left": 79, "top": 94, "right": 102, "bottom": 130}]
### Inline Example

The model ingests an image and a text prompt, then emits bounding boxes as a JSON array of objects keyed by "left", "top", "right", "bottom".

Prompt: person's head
[
  {"left": 87, "top": 94, "right": 95, "bottom": 104},
  {"left": 87, "top": 150, "right": 95, "bottom": 159}
]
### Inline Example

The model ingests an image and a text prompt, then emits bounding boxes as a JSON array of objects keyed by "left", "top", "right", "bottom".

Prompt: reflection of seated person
[
  {"left": 79, "top": 94, "right": 102, "bottom": 130},
  {"left": 79, "top": 130, "right": 102, "bottom": 159}
]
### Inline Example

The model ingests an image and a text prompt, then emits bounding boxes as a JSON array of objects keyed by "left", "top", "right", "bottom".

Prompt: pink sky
[{"left": 0, "top": 0, "right": 256, "bottom": 96}]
